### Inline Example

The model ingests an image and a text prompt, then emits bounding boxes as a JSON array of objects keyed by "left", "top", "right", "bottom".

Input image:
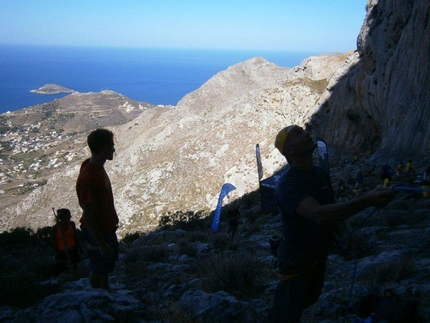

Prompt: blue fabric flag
[{"left": 211, "top": 183, "right": 236, "bottom": 231}]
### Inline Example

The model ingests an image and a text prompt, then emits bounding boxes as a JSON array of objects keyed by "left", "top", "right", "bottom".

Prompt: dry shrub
[
  {"left": 158, "top": 210, "right": 208, "bottom": 231},
  {"left": 197, "top": 251, "right": 265, "bottom": 300},
  {"left": 209, "top": 234, "right": 229, "bottom": 251},
  {"left": 240, "top": 190, "right": 260, "bottom": 209},
  {"left": 127, "top": 245, "right": 168, "bottom": 263},
  {"left": 243, "top": 222, "right": 260, "bottom": 234},
  {"left": 0, "top": 244, "right": 61, "bottom": 307},
  {"left": 362, "top": 256, "right": 417, "bottom": 285},
  {"left": 183, "top": 231, "right": 208, "bottom": 243},
  {"left": 245, "top": 210, "right": 260, "bottom": 224},
  {"left": 123, "top": 246, "right": 143, "bottom": 264},
  {"left": 0, "top": 226, "right": 90, "bottom": 308},
  {"left": 159, "top": 302, "right": 192, "bottom": 323},
  {"left": 177, "top": 240, "right": 197, "bottom": 258},
  {"left": 121, "top": 231, "right": 145, "bottom": 243},
  {"left": 123, "top": 261, "right": 149, "bottom": 279},
  {"left": 0, "top": 272, "right": 60, "bottom": 308}
]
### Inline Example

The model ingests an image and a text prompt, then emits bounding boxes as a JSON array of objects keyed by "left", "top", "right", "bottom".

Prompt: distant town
[{"left": 0, "top": 118, "right": 85, "bottom": 195}]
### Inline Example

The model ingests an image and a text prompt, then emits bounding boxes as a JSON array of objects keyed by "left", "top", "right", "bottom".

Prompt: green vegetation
[
  {"left": 9, "top": 150, "right": 39, "bottom": 163},
  {"left": 0, "top": 126, "right": 11, "bottom": 134},
  {"left": 5, "top": 180, "right": 48, "bottom": 195},
  {"left": 158, "top": 210, "right": 209, "bottom": 231},
  {"left": 0, "top": 141, "right": 14, "bottom": 151},
  {"left": 239, "top": 190, "right": 260, "bottom": 209}
]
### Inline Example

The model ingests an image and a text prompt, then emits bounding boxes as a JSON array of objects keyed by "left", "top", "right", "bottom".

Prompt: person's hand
[
  {"left": 99, "top": 242, "right": 112, "bottom": 258},
  {"left": 364, "top": 186, "right": 396, "bottom": 207}
]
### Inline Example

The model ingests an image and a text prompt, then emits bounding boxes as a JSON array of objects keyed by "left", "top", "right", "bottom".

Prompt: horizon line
[{"left": 0, "top": 43, "right": 351, "bottom": 55}]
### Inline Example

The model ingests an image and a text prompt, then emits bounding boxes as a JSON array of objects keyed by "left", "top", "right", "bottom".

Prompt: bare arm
[
  {"left": 82, "top": 203, "right": 111, "bottom": 257},
  {"left": 296, "top": 186, "right": 395, "bottom": 224},
  {"left": 70, "top": 221, "right": 82, "bottom": 251}
]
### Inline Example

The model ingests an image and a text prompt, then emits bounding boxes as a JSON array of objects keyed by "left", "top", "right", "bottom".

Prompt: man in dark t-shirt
[{"left": 266, "top": 125, "right": 395, "bottom": 323}]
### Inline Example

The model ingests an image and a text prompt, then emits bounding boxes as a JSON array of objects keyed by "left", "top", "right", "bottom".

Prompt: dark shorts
[
  {"left": 56, "top": 248, "right": 81, "bottom": 264},
  {"left": 266, "top": 259, "right": 326, "bottom": 323},
  {"left": 54, "top": 248, "right": 81, "bottom": 275},
  {"left": 82, "top": 227, "right": 119, "bottom": 275},
  {"left": 266, "top": 241, "right": 327, "bottom": 323}
]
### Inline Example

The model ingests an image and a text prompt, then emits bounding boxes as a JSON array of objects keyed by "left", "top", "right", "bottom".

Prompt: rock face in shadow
[{"left": 310, "top": 0, "right": 430, "bottom": 161}]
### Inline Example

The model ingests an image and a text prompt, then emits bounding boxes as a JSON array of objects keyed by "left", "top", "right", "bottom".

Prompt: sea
[{"left": 0, "top": 45, "right": 318, "bottom": 114}]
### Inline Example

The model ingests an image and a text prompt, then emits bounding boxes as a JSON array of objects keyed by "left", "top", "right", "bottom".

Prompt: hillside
[
  {"left": 0, "top": 91, "right": 154, "bottom": 229},
  {"left": 0, "top": 53, "right": 349, "bottom": 234}
]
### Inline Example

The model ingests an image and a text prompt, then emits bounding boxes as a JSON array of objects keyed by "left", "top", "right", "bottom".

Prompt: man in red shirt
[{"left": 76, "top": 128, "right": 119, "bottom": 291}]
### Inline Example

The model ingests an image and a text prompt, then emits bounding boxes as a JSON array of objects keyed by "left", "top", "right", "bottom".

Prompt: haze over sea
[{"left": 0, "top": 45, "right": 318, "bottom": 114}]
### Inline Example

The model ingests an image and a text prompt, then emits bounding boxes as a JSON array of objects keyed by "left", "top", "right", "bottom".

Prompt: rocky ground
[{"left": 0, "top": 157, "right": 429, "bottom": 323}]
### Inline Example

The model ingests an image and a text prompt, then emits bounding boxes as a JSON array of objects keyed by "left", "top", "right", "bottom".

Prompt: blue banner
[{"left": 211, "top": 183, "right": 236, "bottom": 231}]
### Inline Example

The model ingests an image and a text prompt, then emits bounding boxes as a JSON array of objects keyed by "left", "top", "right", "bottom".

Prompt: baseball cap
[{"left": 274, "top": 125, "right": 298, "bottom": 153}]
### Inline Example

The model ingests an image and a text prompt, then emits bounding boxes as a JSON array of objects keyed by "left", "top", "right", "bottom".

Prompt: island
[{"left": 30, "top": 84, "right": 75, "bottom": 95}]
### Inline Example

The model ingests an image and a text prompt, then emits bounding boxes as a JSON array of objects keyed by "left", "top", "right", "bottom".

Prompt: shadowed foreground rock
[
  {"left": 0, "top": 279, "right": 143, "bottom": 323},
  {"left": 1, "top": 162, "right": 429, "bottom": 323}
]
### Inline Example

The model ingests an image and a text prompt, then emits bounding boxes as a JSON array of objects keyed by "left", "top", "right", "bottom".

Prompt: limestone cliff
[{"left": 309, "top": 0, "right": 430, "bottom": 162}]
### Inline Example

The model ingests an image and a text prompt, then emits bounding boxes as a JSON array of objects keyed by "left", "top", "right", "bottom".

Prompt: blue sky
[{"left": 0, "top": 0, "right": 367, "bottom": 52}]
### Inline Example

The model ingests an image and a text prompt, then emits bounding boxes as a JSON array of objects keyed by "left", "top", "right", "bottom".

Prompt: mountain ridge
[{"left": 0, "top": 53, "right": 348, "bottom": 234}]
